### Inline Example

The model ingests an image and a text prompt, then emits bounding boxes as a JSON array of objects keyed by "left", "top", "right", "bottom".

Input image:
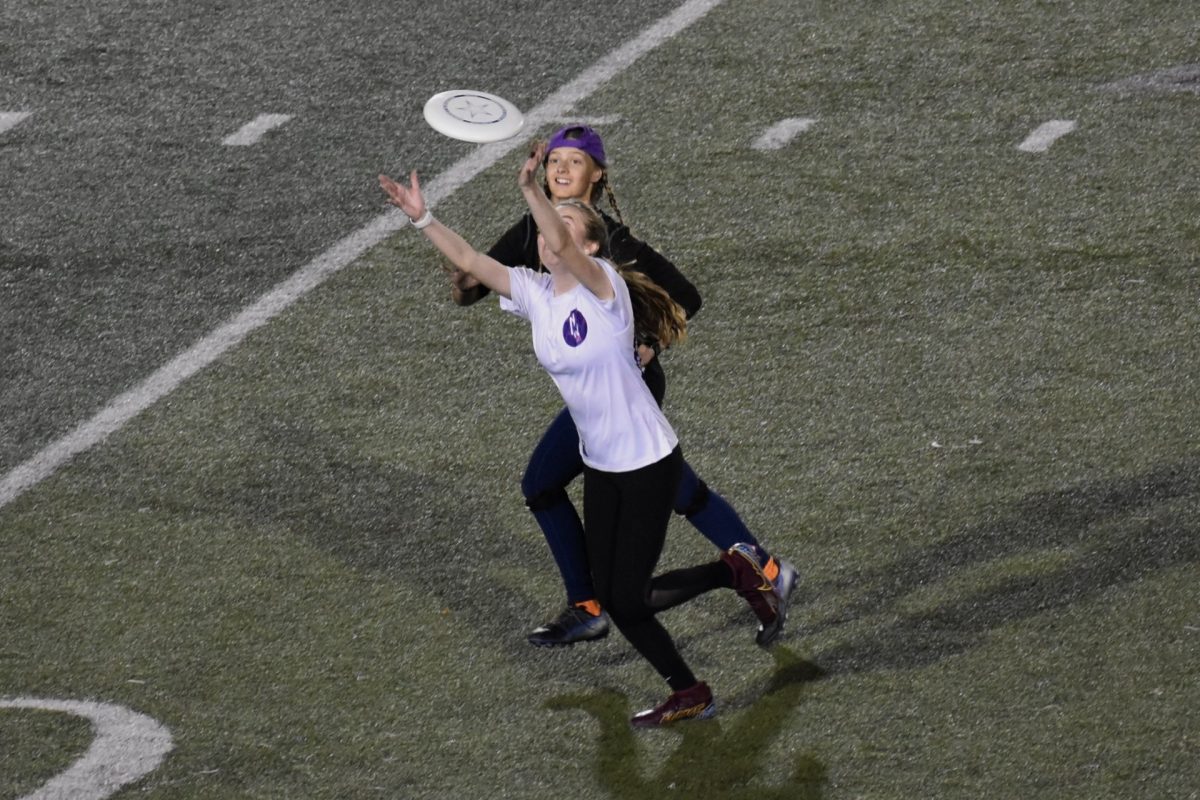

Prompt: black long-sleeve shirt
[{"left": 471, "top": 210, "right": 703, "bottom": 319}]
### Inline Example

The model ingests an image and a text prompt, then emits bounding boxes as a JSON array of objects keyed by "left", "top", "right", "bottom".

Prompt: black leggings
[{"left": 584, "top": 447, "right": 731, "bottom": 691}]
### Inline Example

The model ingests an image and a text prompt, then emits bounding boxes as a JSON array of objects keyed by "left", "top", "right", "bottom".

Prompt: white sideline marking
[
  {"left": 752, "top": 117, "right": 815, "bottom": 150},
  {"left": 221, "top": 113, "right": 293, "bottom": 146},
  {"left": 0, "top": 697, "right": 173, "bottom": 800},
  {"left": 0, "top": 0, "right": 729, "bottom": 512},
  {"left": 1017, "top": 119, "right": 1076, "bottom": 152},
  {"left": 0, "top": 111, "right": 32, "bottom": 134}
]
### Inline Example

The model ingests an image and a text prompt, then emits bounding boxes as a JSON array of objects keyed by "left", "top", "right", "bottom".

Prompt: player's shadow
[
  {"left": 542, "top": 457, "right": 1198, "bottom": 799},
  {"left": 209, "top": 407, "right": 1199, "bottom": 684},
  {"left": 806, "top": 456, "right": 1200, "bottom": 675},
  {"left": 545, "top": 647, "right": 827, "bottom": 800}
]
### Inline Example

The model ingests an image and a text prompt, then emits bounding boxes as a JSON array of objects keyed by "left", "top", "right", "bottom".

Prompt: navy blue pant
[{"left": 522, "top": 406, "right": 762, "bottom": 605}]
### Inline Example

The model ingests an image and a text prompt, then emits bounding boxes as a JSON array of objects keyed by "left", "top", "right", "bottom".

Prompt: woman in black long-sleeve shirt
[{"left": 451, "top": 125, "right": 796, "bottom": 648}]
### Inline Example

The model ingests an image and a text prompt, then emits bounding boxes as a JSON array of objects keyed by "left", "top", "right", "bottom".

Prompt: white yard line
[
  {"left": 0, "top": 0, "right": 729, "bottom": 511},
  {"left": 1017, "top": 119, "right": 1076, "bottom": 152},
  {"left": 752, "top": 117, "right": 816, "bottom": 150},
  {"left": 0, "top": 111, "right": 32, "bottom": 134},
  {"left": 221, "top": 113, "right": 293, "bottom": 146},
  {"left": 1, "top": 697, "right": 173, "bottom": 800}
]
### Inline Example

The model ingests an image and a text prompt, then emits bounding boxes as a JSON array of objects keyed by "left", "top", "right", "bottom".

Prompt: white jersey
[{"left": 501, "top": 258, "right": 678, "bottom": 472}]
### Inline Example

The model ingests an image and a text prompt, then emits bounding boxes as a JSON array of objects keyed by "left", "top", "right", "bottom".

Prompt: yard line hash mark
[
  {"left": 0, "top": 0, "right": 731, "bottom": 511},
  {"left": 559, "top": 114, "right": 623, "bottom": 127},
  {"left": 1017, "top": 120, "right": 1076, "bottom": 152},
  {"left": 222, "top": 114, "right": 293, "bottom": 146},
  {"left": 752, "top": 117, "right": 816, "bottom": 150},
  {"left": 0, "top": 111, "right": 32, "bottom": 134}
]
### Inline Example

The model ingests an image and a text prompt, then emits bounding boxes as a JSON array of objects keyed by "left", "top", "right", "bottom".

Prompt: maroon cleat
[
  {"left": 721, "top": 543, "right": 782, "bottom": 632},
  {"left": 630, "top": 682, "right": 716, "bottom": 728}
]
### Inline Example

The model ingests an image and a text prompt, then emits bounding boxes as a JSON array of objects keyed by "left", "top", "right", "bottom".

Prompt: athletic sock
[{"left": 574, "top": 599, "right": 602, "bottom": 617}]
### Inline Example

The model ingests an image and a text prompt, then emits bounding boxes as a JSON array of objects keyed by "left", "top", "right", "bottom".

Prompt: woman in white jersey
[{"left": 378, "top": 145, "right": 781, "bottom": 727}]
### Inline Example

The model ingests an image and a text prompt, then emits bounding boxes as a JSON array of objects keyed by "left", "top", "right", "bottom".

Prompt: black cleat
[{"left": 528, "top": 605, "right": 611, "bottom": 647}]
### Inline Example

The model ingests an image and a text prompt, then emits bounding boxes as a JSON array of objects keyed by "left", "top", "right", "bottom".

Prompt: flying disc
[{"left": 423, "top": 90, "right": 525, "bottom": 143}]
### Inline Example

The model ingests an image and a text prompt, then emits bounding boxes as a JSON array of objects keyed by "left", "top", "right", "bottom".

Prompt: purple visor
[{"left": 544, "top": 125, "right": 606, "bottom": 167}]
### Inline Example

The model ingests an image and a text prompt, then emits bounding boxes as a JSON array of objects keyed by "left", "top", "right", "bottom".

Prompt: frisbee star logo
[{"left": 445, "top": 94, "right": 506, "bottom": 123}]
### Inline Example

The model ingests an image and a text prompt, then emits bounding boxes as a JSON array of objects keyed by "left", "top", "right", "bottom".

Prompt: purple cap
[{"left": 544, "top": 125, "right": 606, "bottom": 167}]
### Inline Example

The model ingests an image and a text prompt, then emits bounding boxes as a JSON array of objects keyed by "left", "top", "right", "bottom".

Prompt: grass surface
[{"left": 2, "top": 0, "right": 1198, "bottom": 797}]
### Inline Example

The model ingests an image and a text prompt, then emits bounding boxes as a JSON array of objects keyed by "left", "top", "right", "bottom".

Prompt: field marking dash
[
  {"left": 0, "top": 111, "right": 32, "bottom": 134},
  {"left": 1017, "top": 119, "right": 1076, "bottom": 152},
  {"left": 222, "top": 114, "right": 293, "bottom": 146},
  {"left": 0, "top": 0, "right": 731, "bottom": 512},
  {"left": 556, "top": 114, "right": 623, "bottom": 127},
  {"left": 752, "top": 117, "right": 816, "bottom": 150}
]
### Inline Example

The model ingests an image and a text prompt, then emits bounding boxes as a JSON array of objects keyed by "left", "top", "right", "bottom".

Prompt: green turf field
[{"left": 2, "top": 0, "right": 1198, "bottom": 797}]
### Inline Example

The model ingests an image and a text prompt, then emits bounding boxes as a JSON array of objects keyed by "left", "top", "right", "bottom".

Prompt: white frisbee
[{"left": 423, "top": 90, "right": 525, "bottom": 143}]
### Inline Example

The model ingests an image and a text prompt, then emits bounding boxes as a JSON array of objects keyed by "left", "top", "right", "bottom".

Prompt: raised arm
[
  {"left": 379, "top": 171, "right": 512, "bottom": 299},
  {"left": 450, "top": 213, "right": 533, "bottom": 306},
  {"left": 518, "top": 145, "right": 613, "bottom": 300}
]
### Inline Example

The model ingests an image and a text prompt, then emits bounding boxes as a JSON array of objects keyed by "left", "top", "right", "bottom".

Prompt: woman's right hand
[
  {"left": 379, "top": 171, "right": 426, "bottom": 220},
  {"left": 518, "top": 141, "right": 545, "bottom": 191},
  {"left": 449, "top": 268, "right": 479, "bottom": 291}
]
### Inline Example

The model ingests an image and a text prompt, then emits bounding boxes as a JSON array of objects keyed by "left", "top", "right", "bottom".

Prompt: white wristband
[{"left": 409, "top": 209, "right": 434, "bottom": 230}]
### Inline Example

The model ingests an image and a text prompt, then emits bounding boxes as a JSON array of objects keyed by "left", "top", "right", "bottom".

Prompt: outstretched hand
[
  {"left": 518, "top": 140, "right": 546, "bottom": 191},
  {"left": 378, "top": 171, "right": 426, "bottom": 220}
]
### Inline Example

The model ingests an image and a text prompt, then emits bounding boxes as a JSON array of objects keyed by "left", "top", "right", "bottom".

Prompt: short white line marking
[
  {"left": 0, "top": 697, "right": 173, "bottom": 800},
  {"left": 554, "top": 114, "right": 624, "bottom": 128},
  {"left": 0, "top": 0, "right": 730, "bottom": 511},
  {"left": 752, "top": 117, "right": 816, "bottom": 150},
  {"left": 221, "top": 113, "right": 293, "bottom": 146},
  {"left": 0, "top": 111, "right": 32, "bottom": 134},
  {"left": 1017, "top": 119, "right": 1076, "bottom": 152}
]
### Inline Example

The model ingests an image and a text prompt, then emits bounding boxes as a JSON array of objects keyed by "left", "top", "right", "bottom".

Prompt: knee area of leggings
[
  {"left": 674, "top": 479, "right": 711, "bottom": 518},
  {"left": 524, "top": 485, "right": 570, "bottom": 512}
]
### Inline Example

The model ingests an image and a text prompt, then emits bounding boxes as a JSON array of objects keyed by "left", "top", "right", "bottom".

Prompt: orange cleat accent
[
  {"left": 763, "top": 556, "right": 780, "bottom": 582},
  {"left": 574, "top": 599, "right": 602, "bottom": 617}
]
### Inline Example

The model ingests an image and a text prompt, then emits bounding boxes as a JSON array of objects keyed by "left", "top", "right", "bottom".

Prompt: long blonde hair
[
  {"left": 555, "top": 200, "right": 687, "bottom": 349},
  {"left": 620, "top": 266, "right": 688, "bottom": 349}
]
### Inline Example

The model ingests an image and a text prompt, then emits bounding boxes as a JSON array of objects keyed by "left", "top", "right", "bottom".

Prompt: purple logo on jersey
[{"left": 563, "top": 309, "right": 588, "bottom": 347}]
